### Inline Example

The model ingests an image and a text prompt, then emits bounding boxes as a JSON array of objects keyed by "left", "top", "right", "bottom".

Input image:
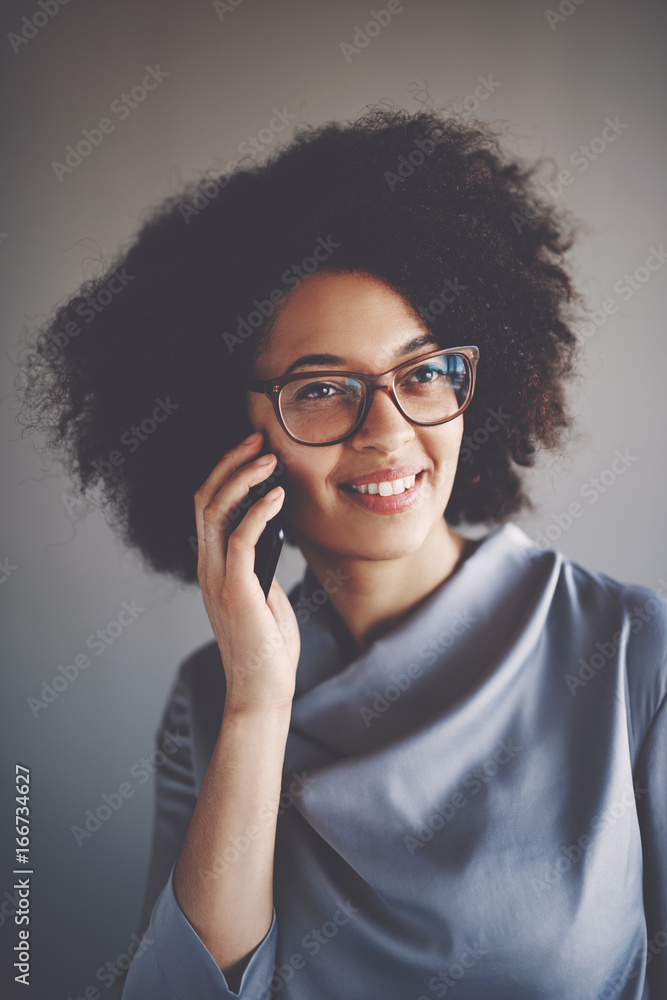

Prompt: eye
[
  {"left": 289, "top": 376, "right": 364, "bottom": 404},
  {"left": 294, "top": 381, "right": 345, "bottom": 401},
  {"left": 405, "top": 363, "right": 447, "bottom": 384}
]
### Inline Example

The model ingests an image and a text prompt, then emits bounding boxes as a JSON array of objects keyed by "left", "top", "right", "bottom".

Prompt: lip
[
  {"left": 342, "top": 471, "right": 425, "bottom": 513},
  {"left": 341, "top": 465, "right": 424, "bottom": 488}
]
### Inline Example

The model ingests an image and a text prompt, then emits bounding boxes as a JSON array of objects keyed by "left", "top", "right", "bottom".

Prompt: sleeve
[
  {"left": 635, "top": 689, "right": 667, "bottom": 999},
  {"left": 119, "top": 655, "right": 280, "bottom": 999},
  {"left": 121, "top": 863, "right": 278, "bottom": 999}
]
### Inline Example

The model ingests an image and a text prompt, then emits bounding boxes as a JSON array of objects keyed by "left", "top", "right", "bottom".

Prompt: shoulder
[
  {"left": 520, "top": 529, "right": 667, "bottom": 752},
  {"left": 509, "top": 523, "right": 667, "bottom": 660},
  {"left": 556, "top": 549, "right": 667, "bottom": 679},
  {"left": 589, "top": 567, "right": 667, "bottom": 752}
]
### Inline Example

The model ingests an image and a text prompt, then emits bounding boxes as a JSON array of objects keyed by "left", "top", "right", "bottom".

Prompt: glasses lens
[
  {"left": 278, "top": 353, "right": 471, "bottom": 444},
  {"left": 395, "top": 352, "right": 470, "bottom": 423},
  {"left": 280, "top": 376, "right": 364, "bottom": 443}
]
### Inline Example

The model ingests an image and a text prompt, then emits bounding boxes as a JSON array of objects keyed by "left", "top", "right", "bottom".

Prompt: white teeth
[{"left": 351, "top": 474, "right": 418, "bottom": 494}]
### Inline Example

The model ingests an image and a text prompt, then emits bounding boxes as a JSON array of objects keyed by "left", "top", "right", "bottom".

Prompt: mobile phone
[{"left": 243, "top": 462, "right": 285, "bottom": 598}]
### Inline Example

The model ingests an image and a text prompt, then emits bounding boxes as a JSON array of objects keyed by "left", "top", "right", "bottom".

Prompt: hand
[{"left": 193, "top": 431, "right": 300, "bottom": 715}]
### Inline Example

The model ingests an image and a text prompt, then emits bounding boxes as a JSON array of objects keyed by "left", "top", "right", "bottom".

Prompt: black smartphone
[{"left": 243, "top": 461, "right": 285, "bottom": 598}]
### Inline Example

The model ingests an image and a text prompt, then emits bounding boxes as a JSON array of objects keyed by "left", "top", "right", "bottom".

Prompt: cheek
[
  {"left": 244, "top": 395, "right": 319, "bottom": 495},
  {"left": 430, "top": 420, "right": 464, "bottom": 478},
  {"left": 246, "top": 394, "right": 273, "bottom": 435},
  {"left": 246, "top": 396, "right": 294, "bottom": 463},
  {"left": 274, "top": 445, "right": 342, "bottom": 517},
  {"left": 279, "top": 453, "right": 328, "bottom": 501}
]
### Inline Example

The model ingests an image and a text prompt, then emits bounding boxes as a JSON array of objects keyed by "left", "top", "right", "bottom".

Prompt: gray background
[{"left": 1, "top": 0, "right": 665, "bottom": 995}]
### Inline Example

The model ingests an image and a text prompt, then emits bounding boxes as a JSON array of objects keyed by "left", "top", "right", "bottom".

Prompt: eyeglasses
[{"left": 244, "top": 346, "right": 479, "bottom": 446}]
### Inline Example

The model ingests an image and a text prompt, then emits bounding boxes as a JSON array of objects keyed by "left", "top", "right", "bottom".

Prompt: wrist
[{"left": 222, "top": 697, "right": 294, "bottom": 724}]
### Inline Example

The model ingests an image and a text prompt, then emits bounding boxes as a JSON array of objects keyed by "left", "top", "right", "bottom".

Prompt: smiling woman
[
  {"left": 240, "top": 273, "right": 474, "bottom": 644},
  {"left": 18, "top": 106, "right": 667, "bottom": 998}
]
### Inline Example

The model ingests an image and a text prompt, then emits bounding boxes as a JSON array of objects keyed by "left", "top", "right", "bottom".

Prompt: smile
[
  {"left": 341, "top": 471, "right": 426, "bottom": 514},
  {"left": 350, "top": 474, "right": 417, "bottom": 495}
]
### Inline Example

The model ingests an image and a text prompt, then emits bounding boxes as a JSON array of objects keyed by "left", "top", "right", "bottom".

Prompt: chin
[
  {"left": 296, "top": 518, "right": 435, "bottom": 563},
  {"left": 353, "top": 540, "right": 424, "bottom": 562}
]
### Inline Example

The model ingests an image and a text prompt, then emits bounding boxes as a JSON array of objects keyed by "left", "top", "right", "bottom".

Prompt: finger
[
  {"left": 194, "top": 433, "right": 266, "bottom": 563},
  {"left": 199, "top": 454, "right": 279, "bottom": 584},
  {"left": 225, "top": 485, "right": 285, "bottom": 596},
  {"left": 220, "top": 455, "right": 282, "bottom": 538},
  {"left": 196, "top": 431, "right": 265, "bottom": 507}
]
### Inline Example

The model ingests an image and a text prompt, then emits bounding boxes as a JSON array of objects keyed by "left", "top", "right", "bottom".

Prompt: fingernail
[
  {"left": 241, "top": 431, "right": 261, "bottom": 445},
  {"left": 256, "top": 453, "right": 275, "bottom": 465}
]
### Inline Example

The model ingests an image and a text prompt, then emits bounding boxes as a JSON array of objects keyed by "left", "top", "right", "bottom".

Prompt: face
[{"left": 246, "top": 270, "right": 464, "bottom": 565}]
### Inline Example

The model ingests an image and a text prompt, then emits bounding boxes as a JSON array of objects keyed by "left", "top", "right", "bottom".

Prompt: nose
[{"left": 349, "top": 385, "right": 415, "bottom": 453}]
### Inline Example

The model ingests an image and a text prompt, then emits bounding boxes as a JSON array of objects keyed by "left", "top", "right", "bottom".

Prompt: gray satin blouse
[{"left": 120, "top": 523, "right": 667, "bottom": 999}]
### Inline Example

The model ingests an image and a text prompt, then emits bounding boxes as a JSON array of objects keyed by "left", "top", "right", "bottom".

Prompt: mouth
[
  {"left": 339, "top": 470, "right": 426, "bottom": 513},
  {"left": 345, "top": 471, "right": 422, "bottom": 496},
  {"left": 341, "top": 465, "right": 424, "bottom": 491}
]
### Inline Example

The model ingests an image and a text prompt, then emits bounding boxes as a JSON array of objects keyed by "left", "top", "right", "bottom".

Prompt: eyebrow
[{"left": 282, "top": 334, "right": 440, "bottom": 376}]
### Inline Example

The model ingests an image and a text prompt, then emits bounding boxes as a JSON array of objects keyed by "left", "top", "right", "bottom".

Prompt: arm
[
  {"left": 635, "top": 689, "right": 667, "bottom": 997},
  {"left": 119, "top": 657, "right": 285, "bottom": 999},
  {"left": 123, "top": 432, "right": 300, "bottom": 997},
  {"left": 121, "top": 666, "right": 292, "bottom": 998},
  {"left": 173, "top": 703, "right": 291, "bottom": 980}
]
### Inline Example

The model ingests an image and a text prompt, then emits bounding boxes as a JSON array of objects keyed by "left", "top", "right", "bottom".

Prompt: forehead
[{"left": 255, "top": 270, "right": 432, "bottom": 372}]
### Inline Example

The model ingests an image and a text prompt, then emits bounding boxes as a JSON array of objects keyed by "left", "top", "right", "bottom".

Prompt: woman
[{"left": 21, "top": 107, "right": 666, "bottom": 998}]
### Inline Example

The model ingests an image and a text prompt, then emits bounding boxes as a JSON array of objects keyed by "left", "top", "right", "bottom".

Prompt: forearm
[{"left": 173, "top": 702, "right": 291, "bottom": 975}]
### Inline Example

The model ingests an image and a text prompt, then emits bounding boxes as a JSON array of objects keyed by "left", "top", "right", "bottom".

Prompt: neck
[{"left": 297, "top": 519, "right": 471, "bottom": 653}]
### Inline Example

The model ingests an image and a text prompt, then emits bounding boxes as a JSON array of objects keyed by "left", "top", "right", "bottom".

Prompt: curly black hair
[{"left": 18, "top": 105, "right": 583, "bottom": 585}]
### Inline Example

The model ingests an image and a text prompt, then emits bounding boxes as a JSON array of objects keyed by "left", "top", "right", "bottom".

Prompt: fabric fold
[
  {"left": 123, "top": 523, "right": 667, "bottom": 998},
  {"left": 122, "top": 863, "right": 278, "bottom": 998}
]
